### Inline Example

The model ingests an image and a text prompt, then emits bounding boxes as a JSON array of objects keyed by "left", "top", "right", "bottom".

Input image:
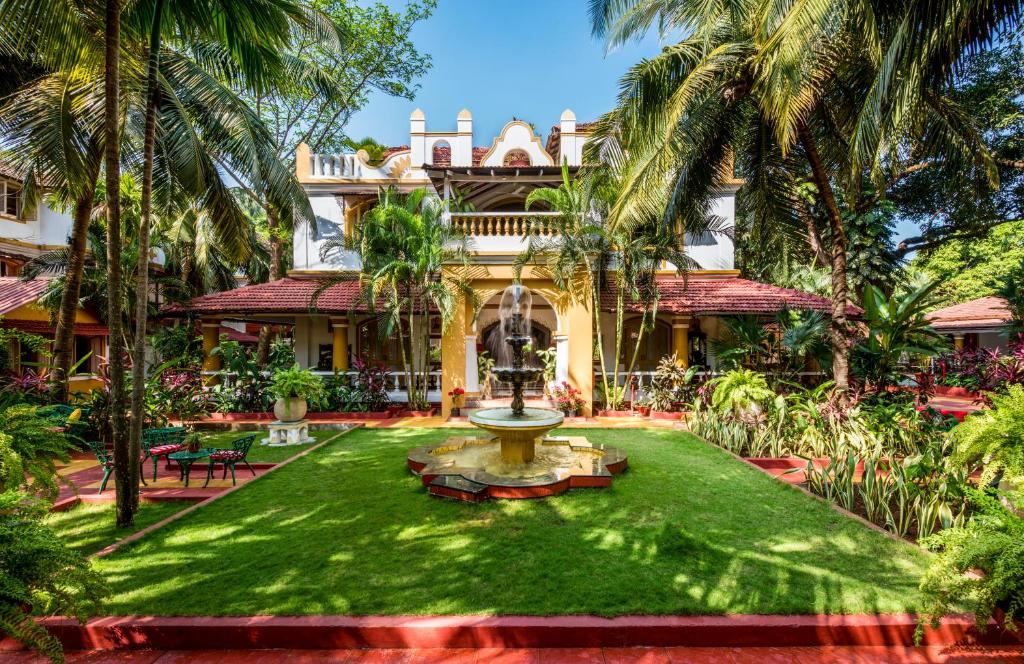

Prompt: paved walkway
[
  {"left": 3, "top": 646, "right": 1024, "bottom": 662},
  {"left": 53, "top": 453, "right": 274, "bottom": 510}
]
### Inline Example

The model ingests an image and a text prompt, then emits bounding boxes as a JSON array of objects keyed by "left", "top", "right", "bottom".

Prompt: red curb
[{"left": 13, "top": 614, "right": 1023, "bottom": 651}]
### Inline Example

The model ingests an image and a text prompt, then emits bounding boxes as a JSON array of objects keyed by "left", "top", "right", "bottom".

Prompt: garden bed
[
  {"left": 204, "top": 410, "right": 393, "bottom": 421},
  {"left": 89, "top": 428, "right": 931, "bottom": 617}
]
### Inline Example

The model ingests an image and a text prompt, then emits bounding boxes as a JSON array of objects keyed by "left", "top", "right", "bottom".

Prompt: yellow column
[
  {"left": 566, "top": 298, "right": 594, "bottom": 417},
  {"left": 440, "top": 277, "right": 468, "bottom": 417},
  {"left": 672, "top": 316, "right": 691, "bottom": 367},
  {"left": 331, "top": 319, "right": 349, "bottom": 371},
  {"left": 201, "top": 320, "right": 222, "bottom": 385},
  {"left": 953, "top": 334, "right": 965, "bottom": 351}
]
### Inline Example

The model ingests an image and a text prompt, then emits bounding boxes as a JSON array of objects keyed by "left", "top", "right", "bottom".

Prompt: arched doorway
[{"left": 476, "top": 288, "right": 557, "bottom": 397}]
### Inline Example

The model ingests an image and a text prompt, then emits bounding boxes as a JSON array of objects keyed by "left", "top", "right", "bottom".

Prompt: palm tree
[
  {"left": 323, "top": 187, "right": 476, "bottom": 409},
  {"left": 587, "top": 0, "right": 1004, "bottom": 391}
]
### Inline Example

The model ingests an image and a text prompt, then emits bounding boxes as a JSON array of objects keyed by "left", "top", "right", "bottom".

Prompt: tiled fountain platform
[{"left": 407, "top": 436, "right": 628, "bottom": 501}]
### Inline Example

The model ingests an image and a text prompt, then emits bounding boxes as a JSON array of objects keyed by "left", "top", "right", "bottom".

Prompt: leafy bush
[
  {"left": 935, "top": 340, "right": 1024, "bottom": 395},
  {"left": 149, "top": 325, "right": 202, "bottom": 369},
  {"left": 950, "top": 384, "right": 1024, "bottom": 486},
  {"left": 269, "top": 364, "right": 324, "bottom": 401},
  {"left": 919, "top": 489, "right": 1024, "bottom": 633},
  {"left": 551, "top": 381, "right": 585, "bottom": 414},
  {"left": 0, "top": 422, "right": 105, "bottom": 663},
  {"left": 145, "top": 367, "right": 207, "bottom": 426},
  {"left": 646, "top": 356, "right": 699, "bottom": 412}
]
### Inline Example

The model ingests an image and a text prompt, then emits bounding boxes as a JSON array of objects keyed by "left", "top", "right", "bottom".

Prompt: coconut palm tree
[{"left": 587, "top": 0, "right": 1005, "bottom": 391}]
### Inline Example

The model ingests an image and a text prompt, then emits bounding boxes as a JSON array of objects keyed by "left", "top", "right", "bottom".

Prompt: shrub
[
  {"left": 950, "top": 384, "right": 1024, "bottom": 486},
  {"left": 551, "top": 382, "right": 585, "bottom": 414},
  {"left": 919, "top": 488, "right": 1024, "bottom": 634},
  {"left": 269, "top": 364, "right": 325, "bottom": 401}
]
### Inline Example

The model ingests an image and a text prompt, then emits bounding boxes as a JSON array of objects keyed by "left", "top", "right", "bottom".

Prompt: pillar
[
  {"left": 295, "top": 142, "right": 310, "bottom": 182},
  {"left": 201, "top": 320, "right": 222, "bottom": 385},
  {"left": 440, "top": 283, "right": 468, "bottom": 418},
  {"left": 554, "top": 332, "right": 569, "bottom": 385},
  {"left": 465, "top": 333, "right": 479, "bottom": 393},
  {"left": 672, "top": 316, "right": 692, "bottom": 367},
  {"left": 566, "top": 301, "right": 594, "bottom": 417},
  {"left": 953, "top": 334, "right": 965, "bottom": 351},
  {"left": 331, "top": 319, "right": 349, "bottom": 371}
]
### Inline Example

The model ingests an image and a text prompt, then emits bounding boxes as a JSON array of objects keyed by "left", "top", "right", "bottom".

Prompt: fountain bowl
[{"left": 469, "top": 407, "right": 564, "bottom": 464}]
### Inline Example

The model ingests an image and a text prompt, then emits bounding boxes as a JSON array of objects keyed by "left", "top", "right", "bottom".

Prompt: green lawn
[
  {"left": 47, "top": 501, "right": 192, "bottom": 556},
  {"left": 200, "top": 428, "right": 341, "bottom": 463},
  {"left": 92, "top": 428, "right": 930, "bottom": 616}
]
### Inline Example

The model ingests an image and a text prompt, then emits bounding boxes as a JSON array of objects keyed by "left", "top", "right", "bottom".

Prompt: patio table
[{"left": 168, "top": 448, "right": 214, "bottom": 487}]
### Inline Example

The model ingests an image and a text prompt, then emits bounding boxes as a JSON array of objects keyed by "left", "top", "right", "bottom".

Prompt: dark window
[
  {"left": 316, "top": 344, "right": 333, "bottom": 371},
  {"left": 74, "top": 336, "right": 92, "bottom": 369},
  {"left": 5, "top": 183, "right": 20, "bottom": 217}
]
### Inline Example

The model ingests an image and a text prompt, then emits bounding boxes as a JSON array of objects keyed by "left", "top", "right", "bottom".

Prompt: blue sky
[{"left": 343, "top": 0, "right": 665, "bottom": 147}]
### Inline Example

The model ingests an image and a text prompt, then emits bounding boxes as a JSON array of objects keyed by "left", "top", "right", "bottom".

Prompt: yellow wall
[
  {"left": 4, "top": 302, "right": 102, "bottom": 325},
  {"left": 439, "top": 264, "right": 594, "bottom": 417}
]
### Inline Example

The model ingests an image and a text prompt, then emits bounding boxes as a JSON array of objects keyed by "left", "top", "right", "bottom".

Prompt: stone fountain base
[{"left": 407, "top": 435, "right": 628, "bottom": 502}]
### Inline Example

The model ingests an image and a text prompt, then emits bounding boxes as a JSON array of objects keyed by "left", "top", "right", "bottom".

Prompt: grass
[
  {"left": 199, "top": 428, "right": 341, "bottom": 463},
  {"left": 92, "top": 427, "right": 931, "bottom": 616},
  {"left": 47, "top": 501, "right": 192, "bottom": 556}
]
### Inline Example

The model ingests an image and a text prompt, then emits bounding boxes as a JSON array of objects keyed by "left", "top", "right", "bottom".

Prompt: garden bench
[
  {"left": 85, "top": 440, "right": 114, "bottom": 494},
  {"left": 204, "top": 434, "right": 258, "bottom": 487},
  {"left": 141, "top": 427, "right": 187, "bottom": 482}
]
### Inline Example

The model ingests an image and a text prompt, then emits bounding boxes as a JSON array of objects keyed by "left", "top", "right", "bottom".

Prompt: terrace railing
[{"left": 449, "top": 211, "right": 561, "bottom": 238}]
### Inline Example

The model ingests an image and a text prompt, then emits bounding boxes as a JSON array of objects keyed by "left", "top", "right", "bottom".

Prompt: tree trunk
[
  {"left": 129, "top": 0, "right": 164, "bottom": 512},
  {"left": 797, "top": 121, "right": 850, "bottom": 391},
  {"left": 256, "top": 207, "right": 282, "bottom": 364},
  {"left": 105, "top": 0, "right": 132, "bottom": 527},
  {"left": 51, "top": 160, "right": 100, "bottom": 402}
]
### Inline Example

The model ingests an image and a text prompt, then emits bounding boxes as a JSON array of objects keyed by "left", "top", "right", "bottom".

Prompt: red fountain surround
[{"left": 407, "top": 284, "right": 627, "bottom": 502}]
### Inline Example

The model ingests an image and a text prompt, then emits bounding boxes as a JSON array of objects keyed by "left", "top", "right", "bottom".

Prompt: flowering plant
[
  {"left": 448, "top": 386, "right": 465, "bottom": 405},
  {"left": 551, "top": 381, "right": 585, "bottom": 414}
]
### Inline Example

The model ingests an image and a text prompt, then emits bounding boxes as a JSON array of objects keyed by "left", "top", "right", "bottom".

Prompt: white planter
[{"left": 274, "top": 397, "right": 308, "bottom": 422}]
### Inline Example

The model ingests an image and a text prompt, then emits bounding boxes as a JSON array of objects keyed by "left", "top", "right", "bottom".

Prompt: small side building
[{"left": 927, "top": 296, "right": 1014, "bottom": 351}]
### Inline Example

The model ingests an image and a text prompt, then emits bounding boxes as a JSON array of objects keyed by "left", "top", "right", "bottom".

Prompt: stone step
[{"left": 427, "top": 475, "right": 490, "bottom": 503}]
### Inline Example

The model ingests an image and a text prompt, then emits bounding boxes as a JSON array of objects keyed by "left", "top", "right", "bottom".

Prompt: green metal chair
[
  {"left": 204, "top": 434, "right": 259, "bottom": 487},
  {"left": 141, "top": 427, "right": 187, "bottom": 482},
  {"left": 85, "top": 440, "right": 114, "bottom": 494}
]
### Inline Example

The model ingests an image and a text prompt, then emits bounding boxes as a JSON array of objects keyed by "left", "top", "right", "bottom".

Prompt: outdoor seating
[
  {"left": 204, "top": 434, "right": 258, "bottom": 487},
  {"left": 85, "top": 440, "right": 114, "bottom": 494},
  {"left": 141, "top": 427, "right": 188, "bottom": 482}
]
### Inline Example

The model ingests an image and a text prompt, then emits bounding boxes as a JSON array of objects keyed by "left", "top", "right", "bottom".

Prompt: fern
[
  {"left": 919, "top": 489, "right": 1024, "bottom": 633},
  {"left": 950, "top": 384, "right": 1024, "bottom": 485}
]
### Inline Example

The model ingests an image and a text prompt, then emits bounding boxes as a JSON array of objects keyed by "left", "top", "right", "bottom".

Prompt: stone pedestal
[{"left": 264, "top": 419, "right": 314, "bottom": 446}]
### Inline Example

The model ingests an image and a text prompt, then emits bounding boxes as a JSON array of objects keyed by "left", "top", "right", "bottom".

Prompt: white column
[
  {"left": 465, "top": 334, "right": 479, "bottom": 392},
  {"left": 554, "top": 333, "right": 569, "bottom": 385}
]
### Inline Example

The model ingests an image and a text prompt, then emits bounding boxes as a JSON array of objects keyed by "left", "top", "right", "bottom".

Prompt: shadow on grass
[{"left": 91, "top": 428, "right": 925, "bottom": 617}]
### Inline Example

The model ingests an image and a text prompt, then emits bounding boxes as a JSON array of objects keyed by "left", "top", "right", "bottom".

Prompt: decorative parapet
[{"left": 450, "top": 212, "right": 561, "bottom": 237}]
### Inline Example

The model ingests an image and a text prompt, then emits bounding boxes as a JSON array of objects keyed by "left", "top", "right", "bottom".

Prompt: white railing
[
  {"left": 311, "top": 369, "right": 442, "bottom": 403},
  {"left": 308, "top": 153, "right": 365, "bottom": 178},
  {"left": 450, "top": 211, "right": 561, "bottom": 237}
]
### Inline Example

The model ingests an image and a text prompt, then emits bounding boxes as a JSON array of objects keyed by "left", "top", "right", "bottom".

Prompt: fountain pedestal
[{"left": 469, "top": 407, "right": 565, "bottom": 464}]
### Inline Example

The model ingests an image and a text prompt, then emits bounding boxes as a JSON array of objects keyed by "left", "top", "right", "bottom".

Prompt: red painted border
[
  {"left": 13, "top": 614, "right": 1021, "bottom": 651},
  {"left": 204, "top": 411, "right": 392, "bottom": 421}
]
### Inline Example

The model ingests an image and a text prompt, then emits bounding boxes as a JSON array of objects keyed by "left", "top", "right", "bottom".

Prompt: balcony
[{"left": 449, "top": 212, "right": 561, "bottom": 238}]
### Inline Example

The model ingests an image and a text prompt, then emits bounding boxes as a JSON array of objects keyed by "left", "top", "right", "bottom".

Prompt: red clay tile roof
[
  {"left": 427, "top": 146, "right": 492, "bottom": 168},
  {"left": 382, "top": 146, "right": 410, "bottom": 160},
  {"left": 162, "top": 277, "right": 367, "bottom": 316},
  {"left": 603, "top": 276, "right": 838, "bottom": 316},
  {"left": 0, "top": 277, "right": 49, "bottom": 315},
  {"left": 927, "top": 296, "right": 1011, "bottom": 331}
]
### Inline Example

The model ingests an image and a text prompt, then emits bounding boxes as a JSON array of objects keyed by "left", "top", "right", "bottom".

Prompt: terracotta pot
[
  {"left": 274, "top": 397, "right": 307, "bottom": 422},
  {"left": 649, "top": 410, "right": 683, "bottom": 420},
  {"left": 635, "top": 406, "right": 651, "bottom": 416},
  {"left": 407, "top": 408, "right": 436, "bottom": 418}
]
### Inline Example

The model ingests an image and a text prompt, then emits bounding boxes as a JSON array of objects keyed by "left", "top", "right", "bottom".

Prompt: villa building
[
  {"left": 928, "top": 296, "right": 1015, "bottom": 351},
  {"left": 0, "top": 161, "right": 107, "bottom": 392},
  {"left": 178, "top": 109, "right": 835, "bottom": 416}
]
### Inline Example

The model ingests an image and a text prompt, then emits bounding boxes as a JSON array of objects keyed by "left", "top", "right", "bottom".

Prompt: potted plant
[
  {"left": 269, "top": 364, "right": 324, "bottom": 422},
  {"left": 648, "top": 357, "right": 700, "bottom": 420},
  {"left": 449, "top": 387, "right": 466, "bottom": 417},
  {"left": 184, "top": 432, "right": 203, "bottom": 453}
]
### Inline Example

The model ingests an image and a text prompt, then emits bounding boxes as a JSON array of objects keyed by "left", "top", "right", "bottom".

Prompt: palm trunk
[
  {"left": 797, "top": 122, "right": 850, "bottom": 392},
  {"left": 257, "top": 207, "right": 283, "bottom": 364},
  {"left": 105, "top": 0, "right": 132, "bottom": 527},
  {"left": 129, "top": 0, "right": 164, "bottom": 512},
  {"left": 611, "top": 279, "right": 626, "bottom": 408},
  {"left": 51, "top": 161, "right": 100, "bottom": 402},
  {"left": 590, "top": 264, "right": 611, "bottom": 410}
]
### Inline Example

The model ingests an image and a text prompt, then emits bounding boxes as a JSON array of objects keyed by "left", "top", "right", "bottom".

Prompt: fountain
[{"left": 407, "top": 284, "right": 628, "bottom": 501}]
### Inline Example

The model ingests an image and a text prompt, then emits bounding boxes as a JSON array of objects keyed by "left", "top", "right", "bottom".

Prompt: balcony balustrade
[{"left": 449, "top": 212, "right": 561, "bottom": 237}]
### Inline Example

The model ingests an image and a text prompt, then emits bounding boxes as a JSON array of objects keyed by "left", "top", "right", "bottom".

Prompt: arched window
[
  {"left": 356, "top": 318, "right": 407, "bottom": 369},
  {"left": 431, "top": 140, "right": 452, "bottom": 166},
  {"left": 502, "top": 149, "right": 531, "bottom": 167}
]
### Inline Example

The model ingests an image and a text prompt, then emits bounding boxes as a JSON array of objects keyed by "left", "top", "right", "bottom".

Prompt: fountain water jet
[{"left": 407, "top": 284, "right": 627, "bottom": 501}]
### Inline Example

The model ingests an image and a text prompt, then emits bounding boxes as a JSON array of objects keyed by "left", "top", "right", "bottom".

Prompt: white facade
[{"left": 293, "top": 108, "right": 738, "bottom": 274}]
